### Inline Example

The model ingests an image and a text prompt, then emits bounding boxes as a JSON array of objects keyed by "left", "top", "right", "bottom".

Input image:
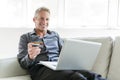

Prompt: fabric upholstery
[
  {"left": 0, "top": 75, "right": 31, "bottom": 80},
  {"left": 107, "top": 37, "right": 120, "bottom": 80},
  {"left": 0, "top": 57, "right": 28, "bottom": 78},
  {"left": 0, "top": 37, "right": 113, "bottom": 80}
]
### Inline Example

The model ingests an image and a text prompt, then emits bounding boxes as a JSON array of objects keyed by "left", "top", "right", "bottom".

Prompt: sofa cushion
[
  {"left": 0, "top": 57, "right": 28, "bottom": 78},
  {"left": 74, "top": 37, "right": 112, "bottom": 78},
  {"left": 107, "top": 37, "right": 120, "bottom": 80},
  {"left": 0, "top": 75, "right": 31, "bottom": 80}
]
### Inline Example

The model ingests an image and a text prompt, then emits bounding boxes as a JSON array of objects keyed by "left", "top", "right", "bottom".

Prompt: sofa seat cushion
[{"left": 0, "top": 75, "right": 31, "bottom": 80}]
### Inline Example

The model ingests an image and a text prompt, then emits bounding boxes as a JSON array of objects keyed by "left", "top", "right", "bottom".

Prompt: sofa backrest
[
  {"left": 0, "top": 57, "right": 28, "bottom": 78},
  {"left": 74, "top": 37, "right": 113, "bottom": 78},
  {"left": 0, "top": 37, "right": 113, "bottom": 78},
  {"left": 107, "top": 37, "right": 120, "bottom": 80}
]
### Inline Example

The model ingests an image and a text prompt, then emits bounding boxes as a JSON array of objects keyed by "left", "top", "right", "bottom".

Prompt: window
[
  {"left": 118, "top": 0, "right": 120, "bottom": 27},
  {"left": 64, "top": 0, "right": 108, "bottom": 28},
  {"left": 0, "top": 0, "right": 120, "bottom": 29},
  {"left": 0, "top": 0, "right": 26, "bottom": 27},
  {"left": 0, "top": 0, "right": 59, "bottom": 28}
]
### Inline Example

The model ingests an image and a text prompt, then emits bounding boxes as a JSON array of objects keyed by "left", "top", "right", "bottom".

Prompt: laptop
[{"left": 39, "top": 38, "right": 101, "bottom": 70}]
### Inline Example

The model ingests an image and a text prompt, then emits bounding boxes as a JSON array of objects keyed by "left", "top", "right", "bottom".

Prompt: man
[{"left": 17, "top": 7, "right": 106, "bottom": 80}]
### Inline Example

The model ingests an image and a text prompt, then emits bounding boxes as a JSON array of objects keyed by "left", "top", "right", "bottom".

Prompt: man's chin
[{"left": 38, "top": 28, "right": 47, "bottom": 32}]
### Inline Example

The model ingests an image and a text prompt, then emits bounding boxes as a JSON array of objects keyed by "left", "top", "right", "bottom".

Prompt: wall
[
  {"left": 0, "top": 28, "right": 32, "bottom": 59},
  {"left": 0, "top": 27, "right": 120, "bottom": 59}
]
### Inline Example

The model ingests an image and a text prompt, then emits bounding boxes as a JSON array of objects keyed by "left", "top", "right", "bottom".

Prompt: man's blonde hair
[{"left": 34, "top": 7, "right": 50, "bottom": 18}]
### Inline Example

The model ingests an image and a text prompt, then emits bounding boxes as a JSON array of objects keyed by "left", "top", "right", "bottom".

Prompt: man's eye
[{"left": 46, "top": 18, "right": 49, "bottom": 21}]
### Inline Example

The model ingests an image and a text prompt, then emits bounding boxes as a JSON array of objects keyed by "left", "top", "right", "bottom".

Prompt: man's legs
[
  {"left": 32, "top": 66, "right": 87, "bottom": 80},
  {"left": 76, "top": 70, "right": 107, "bottom": 80}
]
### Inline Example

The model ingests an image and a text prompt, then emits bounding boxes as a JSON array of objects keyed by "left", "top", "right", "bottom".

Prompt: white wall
[
  {"left": 1, "top": 27, "right": 120, "bottom": 59},
  {"left": 0, "top": 28, "right": 32, "bottom": 59}
]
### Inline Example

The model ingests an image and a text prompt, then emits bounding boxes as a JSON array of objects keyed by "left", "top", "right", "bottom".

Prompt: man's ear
[{"left": 33, "top": 18, "right": 35, "bottom": 22}]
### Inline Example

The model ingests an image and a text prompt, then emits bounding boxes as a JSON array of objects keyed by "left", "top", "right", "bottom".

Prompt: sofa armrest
[{"left": 0, "top": 57, "right": 28, "bottom": 78}]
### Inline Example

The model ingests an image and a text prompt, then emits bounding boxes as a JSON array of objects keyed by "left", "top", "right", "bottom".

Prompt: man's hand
[{"left": 27, "top": 42, "right": 41, "bottom": 60}]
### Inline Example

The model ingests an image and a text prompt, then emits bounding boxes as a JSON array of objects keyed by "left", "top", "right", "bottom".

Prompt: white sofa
[{"left": 0, "top": 36, "right": 119, "bottom": 80}]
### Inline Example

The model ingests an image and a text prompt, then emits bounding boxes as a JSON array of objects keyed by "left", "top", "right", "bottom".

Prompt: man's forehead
[{"left": 36, "top": 12, "right": 50, "bottom": 18}]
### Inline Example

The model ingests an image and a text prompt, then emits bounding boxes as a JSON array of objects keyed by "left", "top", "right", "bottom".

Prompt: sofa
[{"left": 0, "top": 36, "right": 120, "bottom": 80}]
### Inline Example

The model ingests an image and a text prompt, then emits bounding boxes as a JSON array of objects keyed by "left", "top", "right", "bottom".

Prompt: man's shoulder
[
  {"left": 49, "top": 30, "right": 59, "bottom": 35},
  {"left": 20, "top": 31, "right": 33, "bottom": 38},
  {"left": 21, "top": 32, "right": 30, "bottom": 36},
  {"left": 21, "top": 29, "right": 35, "bottom": 36}
]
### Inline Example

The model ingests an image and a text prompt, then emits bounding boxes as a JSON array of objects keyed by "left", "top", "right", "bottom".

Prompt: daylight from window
[{"left": 0, "top": 0, "right": 119, "bottom": 29}]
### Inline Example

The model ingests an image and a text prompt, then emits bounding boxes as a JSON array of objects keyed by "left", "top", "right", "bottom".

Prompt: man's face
[{"left": 33, "top": 11, "right": 50, "bottom": 32}]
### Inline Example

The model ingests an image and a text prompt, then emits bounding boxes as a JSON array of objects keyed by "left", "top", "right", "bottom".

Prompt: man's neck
[{"left": 35, "top": 29, "right": 47, "bottom": 38}]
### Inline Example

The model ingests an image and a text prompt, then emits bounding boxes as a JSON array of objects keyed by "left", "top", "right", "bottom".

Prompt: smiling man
[{"left": 17, "top": 7, "right": 106, "bottom": 80}]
